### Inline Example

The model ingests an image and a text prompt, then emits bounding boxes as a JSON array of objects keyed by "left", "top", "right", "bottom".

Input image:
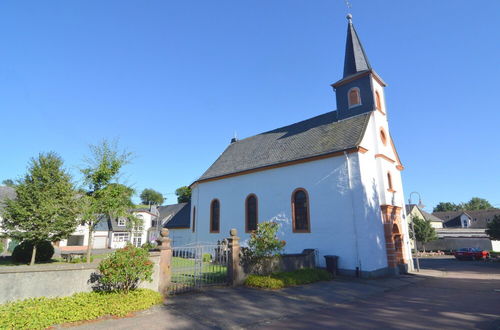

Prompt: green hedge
[
  {"left": 245, "top": 268, "right": 333, "bottom": 289},
  {"left": 0, "top": 289, "right": 162, "bottom": 329}
]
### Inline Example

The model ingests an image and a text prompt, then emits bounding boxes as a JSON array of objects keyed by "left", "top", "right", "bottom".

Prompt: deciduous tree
[
  {"left": 175, "top": 186, "right": 191, "bottom": 203},
  {"left": 1, "top": 153, "right": 80, "bottom": 265},
  {"left": 140, "top": 188, "right": 164, "bottom": 205},
  {"left": 80, "top": 140, "right": 135, "bottom": 263},
  {"left": 410, "top": 216, "right": 437, "bottom": 252},
  {"left": 486, "top": 215, "right": 500, "bottom": 240}
]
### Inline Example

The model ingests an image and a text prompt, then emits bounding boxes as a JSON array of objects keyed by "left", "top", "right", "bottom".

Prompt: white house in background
[
  {"left": 187, "top": 15, "right": 413, "bottom": 277},
  {"left": 58, "top": 207, "right": 159, "bottom": 249},
  {"left": 158, "top": 203, "right": 191, "bottom": 247},
  {"left": 406, "top": 204, "right": 444, "bottom": 229}
]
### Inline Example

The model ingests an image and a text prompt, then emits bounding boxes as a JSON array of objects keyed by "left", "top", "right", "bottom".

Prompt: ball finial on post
[
  {"left": 346, "top": 13, "right": 353, "bottom": 22},
  {"left": 230, "top": 228, "right": 238, "bottom": 237}
]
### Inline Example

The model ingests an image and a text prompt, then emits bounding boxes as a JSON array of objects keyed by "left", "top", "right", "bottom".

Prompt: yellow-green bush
[
  {"left": 0, "top": 289, "right": 162, "bottom": 329},
  {"left": 245, "top": 268, "right": 333, "bottom": 289}
]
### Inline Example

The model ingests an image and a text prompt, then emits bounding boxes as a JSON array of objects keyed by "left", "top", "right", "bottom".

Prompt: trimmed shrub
[
  {"left": 0, "top": 289, "right": 162, "bottom": 329},
  {"left": 12, "top": 240, "right": 54, "bottom": 263},
  {"left": 0, "top": 240, "right": 3, "bottom": 254},
  {"left": 245, "top": 275, "right": 285, "bottom": 289},
  {"left": 98, "top": 244, "right": 154, "bottom": 292},
  {"left": 202, "top": 253, "right": 212, "bottom": 262},
  {"left": 141, "top": 241, "right": 158, "bottom": 251},
  {"left": 245, "top": 268, "right": 333, "bottom": 289}
]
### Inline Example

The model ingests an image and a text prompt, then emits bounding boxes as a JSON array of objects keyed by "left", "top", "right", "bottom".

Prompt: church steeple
[
  {"left": 343, "top": 14, "right": 371, "bottom": 78},
  {"left": 332, "top": 14, "right": 386, "bottom": 120}
]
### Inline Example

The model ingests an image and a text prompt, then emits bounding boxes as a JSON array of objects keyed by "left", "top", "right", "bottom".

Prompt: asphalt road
[{"left": 256, "top": 257, "right": 500, "bottom": 329}]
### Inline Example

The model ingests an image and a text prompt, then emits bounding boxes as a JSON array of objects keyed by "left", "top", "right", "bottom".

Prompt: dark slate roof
[
  {"left": 406, "top": 204, "right": 443, "bottom": 223},
  {"left": 343, "top": 19, "right": 371, "bottom": 78},
  {"left": 197, "top": 111, "right": 371, "bottom": 181},
  {"left": 420, "top": 209, "right": 444, "bottom": 223},
  {"left": 0, "top": 186, "right": 16, "bottom": 210},
  {"left": 94, "top": 217, "right": 111, "bottom": 231},
  {"left": 433, "top": 209, "right": 500, "bottom": 229},
  {"left": 97, "top": 214, "right": 129, "bottom": 232},
  {"left": 159, "top": 203, "right": 190, "bottom": 229}
]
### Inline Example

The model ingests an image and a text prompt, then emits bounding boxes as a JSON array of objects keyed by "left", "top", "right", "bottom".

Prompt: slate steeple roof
[{"left": 343, "top": 14, "right": 371, "bottom": 78}]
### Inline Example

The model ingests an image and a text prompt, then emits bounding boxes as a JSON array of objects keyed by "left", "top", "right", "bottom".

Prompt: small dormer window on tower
[{"left": 348, "top": 87, "right": 361, "bottom": 108}]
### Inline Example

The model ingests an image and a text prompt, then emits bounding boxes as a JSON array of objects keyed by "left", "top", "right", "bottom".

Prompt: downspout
[{"left": 344, "top": 151, "right": 362, "bottom": 276}]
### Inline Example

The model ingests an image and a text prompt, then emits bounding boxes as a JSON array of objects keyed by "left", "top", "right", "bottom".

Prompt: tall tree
[
  {"left": 80, "top": 140, "right": 134, "bottom": 263},
  {"left": 175, "top": 186, "right": 191, "bottom": 203},
  {"left": 463, "top": 197, "right": 492, "bottom": 211},
  {"left": 1, "top": 153, "right": 80, "bottom": 265},
  {"left": 140, "top": 188, "right": 164, "bottom": 205},
  {"left": 433, "top": 202, "right": 461, "bottom": 212},
  {"left": 2, "top": 179, "right": 15, "bottom": 187},
  {"left": 485, "top": 215, "right": 500, "bottom": 240},
  {"left": 410, "top": 216, "right": 437, "bottom": 252}
]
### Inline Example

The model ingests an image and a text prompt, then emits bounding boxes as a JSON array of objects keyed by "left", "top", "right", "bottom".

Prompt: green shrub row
[
  {"left": 245, "top": 268, "right": 333, "bottom": 289},
  {"left": 0, "top": 289, "right": 162, "bottom": 329}
]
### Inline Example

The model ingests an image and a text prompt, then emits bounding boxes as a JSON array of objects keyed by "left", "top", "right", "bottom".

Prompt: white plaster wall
[
  {"left": 491, "top": 240, "right": 500, "bottom": 252},
  {"left": 358, "top": 95, "right": 413, "bottom": 269},
  {"left": 170, "top": 229, "right": 193, "bottom": 247},
  {"left": 192, "top": 154, "right": 389, "bottom": 272}
]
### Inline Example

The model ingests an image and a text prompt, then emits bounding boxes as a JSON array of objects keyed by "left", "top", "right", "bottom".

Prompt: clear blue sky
[{"left": 1, "top": 1, "right": 499, "bottom": 210}]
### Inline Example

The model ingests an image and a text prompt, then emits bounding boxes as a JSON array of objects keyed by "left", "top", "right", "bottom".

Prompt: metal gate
[{"left": 168, "top": 240, "right": 229, "bottom": 294}]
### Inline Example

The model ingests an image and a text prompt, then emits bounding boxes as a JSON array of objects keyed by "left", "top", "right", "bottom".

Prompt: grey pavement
[
  {"left": 71, "top": 257, "right": 500, "bottom": 329},
  {"left": 71, "top": 275, "right": 424, "bottom": 330}
]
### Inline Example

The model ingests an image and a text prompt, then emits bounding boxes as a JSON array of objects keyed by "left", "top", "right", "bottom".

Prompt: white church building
[{"left": 187, "top": 15, "right": 413, "bottom": 276}]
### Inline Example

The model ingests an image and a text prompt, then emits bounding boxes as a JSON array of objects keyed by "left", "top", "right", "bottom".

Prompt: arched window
[
  {"left": 210, "top": 199, "right": 220, "bottom": 233},
  {"left": 375, "top": 90, "right": 382, "bottom": 110},
  {"left": 245, "top": 194, "right": 258, "bottom": 233},
  {"left": 380, "top": 127, "right": 387, "bottom": 146},
  {"left": 387, "top": 172, "right": 394, "bottom": 192},
  {"left": 292, "top": 188, "right": 310, "bottom": 233},
  {"left": 192, "top": 206, "right": 196, "bottom": 233},
  {"left": 348, "top": 88, "right": 361, "bottom": 108}
]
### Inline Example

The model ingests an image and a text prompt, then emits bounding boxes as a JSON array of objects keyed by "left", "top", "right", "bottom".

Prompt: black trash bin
[{"left": 324, "top": 255, "right": 338, "bottom": 276}]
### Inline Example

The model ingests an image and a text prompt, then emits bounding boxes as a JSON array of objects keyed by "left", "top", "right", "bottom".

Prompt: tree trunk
[
  {"left": 86, "top": 222, "right": 94, "bottom": 264},
  {"left": 30, "top": 244, "right": 37, "bottom": 266}
]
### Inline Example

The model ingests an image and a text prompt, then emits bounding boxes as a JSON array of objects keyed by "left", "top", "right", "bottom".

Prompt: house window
[
  {"left": 348, "top": 88, "right": 361, "bottom": 108},
  {"left": 380, "top": 127, "right": 387, "bottom": 146},
  {"left": 375, "top": 90, "right": 382, "bottom": 110},
  {"left": 292, "top": 188, "right": 310, "bottom": 233},
  {"left": 387, "top": 172, "right": 394, "bottom": 192},
  {"left": 192, "top": 206, "right": 196, "bottom": 233},
  {"left": 245, "top": 194, "right": 258, "bottom": 233},
  {"left": 210, "top": 199, "right": 220, "bottom": 233},
  {"left": 118, "top": 218, "right": 126, "bottom": 226},
  {"left": 132, "top": 235, "right": 142, "bottom": 247},
  {"left": 113, "top": 233, "right": 129, "bottom": 242}
]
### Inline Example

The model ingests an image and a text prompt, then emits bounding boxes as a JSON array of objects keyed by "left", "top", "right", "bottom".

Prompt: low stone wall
[
  {"left": 419, "top": 237, "right": 494, "bottom": 252},
  {"left": 242, "top": 249, "right": 316, "bottom": 276},
  {"left": 0, "top": 253, "right": 160, "bottom": 304}
]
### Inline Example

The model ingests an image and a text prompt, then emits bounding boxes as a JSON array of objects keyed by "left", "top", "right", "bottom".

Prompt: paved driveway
[{"left": 71, "top": 257, "right": 500, "bottom": 330}]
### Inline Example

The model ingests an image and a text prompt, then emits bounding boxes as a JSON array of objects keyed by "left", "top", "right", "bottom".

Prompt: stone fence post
[
  {"left": 227, "top": 228, "right": 245, "bottom": 286},
  {"left": 156, "top": 228, "right": 172, "bottom": 295}
]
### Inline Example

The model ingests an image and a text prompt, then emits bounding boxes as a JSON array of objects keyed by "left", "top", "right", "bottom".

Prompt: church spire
[{"left": 343, "top": 14, "right": 371, "bottom": 78}]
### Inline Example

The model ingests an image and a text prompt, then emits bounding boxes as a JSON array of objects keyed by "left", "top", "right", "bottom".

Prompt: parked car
[{"left": 453, "top": 248, "right": 490, "bottom": 260}]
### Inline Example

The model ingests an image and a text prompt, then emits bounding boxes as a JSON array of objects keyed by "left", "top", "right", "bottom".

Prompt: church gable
[{"left": 196, "top": 111, "right": 371, "bottom": 183}]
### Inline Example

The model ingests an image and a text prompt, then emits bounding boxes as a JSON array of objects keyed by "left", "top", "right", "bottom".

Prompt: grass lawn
[{"left": 170, "top": 256, "right": 227, "bottom": 290}]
